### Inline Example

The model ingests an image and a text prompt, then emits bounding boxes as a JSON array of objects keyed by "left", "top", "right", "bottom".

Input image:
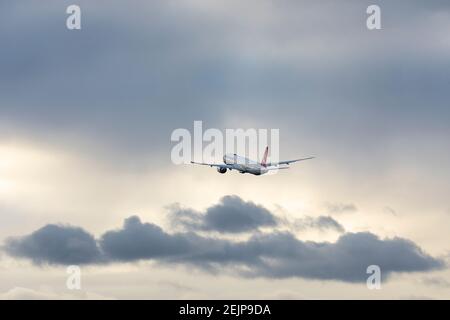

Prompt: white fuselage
[{"left": 223, "top": 154, "right": 268, "bottom": 175}]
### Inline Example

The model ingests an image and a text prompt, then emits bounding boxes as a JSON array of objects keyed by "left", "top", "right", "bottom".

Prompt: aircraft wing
[
  {"left": 190, "top": 161, "right": 235, "bottom": 169},
  {"left": 266, "top": 166, "right": 290, "bottom": 170},
  {"left": 266, "top": 156, "right": 315, "bottom": 166}
]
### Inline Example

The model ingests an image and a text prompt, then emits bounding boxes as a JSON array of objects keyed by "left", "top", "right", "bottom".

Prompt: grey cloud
[
  {"left": 383, "top": 206, "right": 398, "bottom": 216},
  {"left": 170, "top": 196, "right": 343, "bottom": 234},
  {"left": 325, "top": 203, "right": 358, "bottom": 214},
  {"left": 100, "top": 216, "right": 192, "bottom": 261},
  {"left": 237, "top": 232, "right": 443, "bottom": 281},
  {"left": 157, "top": 281, "right": 195, "bottom": 292},
  {"left": 421, "top": 276, "right": 450, "bottom": 288},
  {"left": 293, "top": 216, "right": 345, "bottom": 233},
  {"left": 169, "top": 195, "right": 277, "bottom": 233},
  {"left": 3, "top": 224, "right": 101, "bottom": 265},
  {"left": 3, "top": 215, "right": 444, "bottom": 282}
]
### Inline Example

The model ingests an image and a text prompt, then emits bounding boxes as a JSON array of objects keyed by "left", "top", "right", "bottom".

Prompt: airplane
[{"left": 190, "top": 146, "right": 314, "bottom": 176}]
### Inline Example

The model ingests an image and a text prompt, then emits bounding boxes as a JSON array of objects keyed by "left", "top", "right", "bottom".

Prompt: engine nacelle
[{"left": 217, "top": 167, "right": 227, "bottom": 174}]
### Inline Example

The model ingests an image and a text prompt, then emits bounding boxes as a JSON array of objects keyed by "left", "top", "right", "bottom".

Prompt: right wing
[
  {"left": 265, "top": 157, "right": 315, "bottom": 166},
  {"left": 266, "top": 166, "right": 290, "bottom": 170},
  {"left": 190, "top": 161, "right": 235, "bottom": 169}
]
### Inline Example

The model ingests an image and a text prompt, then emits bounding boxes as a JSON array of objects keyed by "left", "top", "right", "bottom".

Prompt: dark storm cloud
[
  {"left": 1, "top": 0, "right": 450, "bottom": 166},
  {"left": 169, "top": 195, "right": 277, "bottom": 233},
  {"left": 3, "top": 215, "right": 444, "bottom": 282},
  {"left": 3, "top": 224, "right": 101, "bottom": 265}
]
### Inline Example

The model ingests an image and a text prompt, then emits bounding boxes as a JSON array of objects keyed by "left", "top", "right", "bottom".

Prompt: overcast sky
[{"left": 1, "top": 0, "right": 450, "bottom": 299}]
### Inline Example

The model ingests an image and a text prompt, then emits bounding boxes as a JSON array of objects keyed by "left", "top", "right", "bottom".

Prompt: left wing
[
  {"left": 190, "top": 161, "right": 235, "bottom": 169},
  {"left": 266, "top": 156, "right": 315, "bottom": 166}
]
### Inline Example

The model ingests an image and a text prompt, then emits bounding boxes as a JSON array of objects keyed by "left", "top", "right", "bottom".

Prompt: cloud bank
[{"left": 3, "top": 197, "right": 444, "bottom": 282}]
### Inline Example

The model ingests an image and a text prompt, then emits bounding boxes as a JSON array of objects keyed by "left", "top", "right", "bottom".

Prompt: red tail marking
[{"left": 261, "top": 146, "right": 269, "bottom": 167}]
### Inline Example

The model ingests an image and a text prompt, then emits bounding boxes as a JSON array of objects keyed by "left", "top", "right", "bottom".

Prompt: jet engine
[{"left": 217, "top": 167, "right": 227, "bottom": 174}]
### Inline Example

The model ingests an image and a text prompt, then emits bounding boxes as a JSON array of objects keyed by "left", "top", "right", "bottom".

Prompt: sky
[{"left": 1, "top": 0, "right": 450, "bottom": 299}]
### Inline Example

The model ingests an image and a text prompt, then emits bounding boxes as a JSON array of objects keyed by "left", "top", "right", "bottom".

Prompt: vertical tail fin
[{"left": 261, "top": 146, "right": 269, "bottom": 167}]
